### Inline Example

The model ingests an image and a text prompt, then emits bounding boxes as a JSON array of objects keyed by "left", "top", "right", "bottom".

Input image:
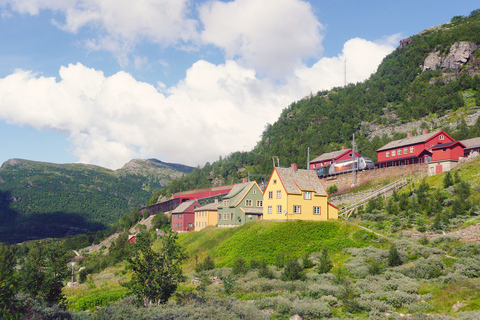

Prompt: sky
[{"left": 0, "top": 1, "right": 479, "bottom": 170}]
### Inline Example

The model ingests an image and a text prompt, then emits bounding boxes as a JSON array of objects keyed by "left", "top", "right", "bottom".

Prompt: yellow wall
[
  {"left": 195, "top": 209, "right": 218, "bottom": 231},
  {"left": 263, "top": 169, "right": 337, "bottom": 221}
]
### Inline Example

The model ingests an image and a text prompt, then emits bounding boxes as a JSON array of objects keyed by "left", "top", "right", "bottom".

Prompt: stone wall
[{"left": 320, "top": 163, "right": 428, "bottom": 191}]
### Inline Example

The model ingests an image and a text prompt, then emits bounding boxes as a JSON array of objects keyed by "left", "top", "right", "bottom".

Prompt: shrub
[
  {"left": 258, "top": 260, "right": 275, "bottom": 279},
  {"left": 388, "top": 244, "right": 403, "bottom": 267},
  {"left": 399, "top": 256, "right": 445, "bottom": 279},
  {"left": 301, "top": 253, "right": 314, "bottom": 269},
  {"left": 231, "top": 258, "right": 248, "bottom": 275},
  {"left": 327, "top": 185, "right": 338, "bottom": 194},
  {"left": 316, "top": 248, "right": 333, "bottom": 274},
  {"left": 290, "top": 298, "right": 332, "bottom": 319},
  {"left": 281, "top": 259, "right": 305, "bottom": 281},
  {"left": 195, "top": 256, "right": 215, "bottom": 273}
]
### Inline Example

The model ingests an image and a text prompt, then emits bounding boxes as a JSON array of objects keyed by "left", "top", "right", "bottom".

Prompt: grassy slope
[{"left": 176, "top": 220, "right": 382, "bottom": 270}]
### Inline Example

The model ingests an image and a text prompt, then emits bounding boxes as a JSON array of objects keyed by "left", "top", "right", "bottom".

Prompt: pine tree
[
  {"left": 387, "top": 244, "right": 403, "bottom": 267},
  {"left": 317, "top": 248, "right": 333, "bottom": 274}
]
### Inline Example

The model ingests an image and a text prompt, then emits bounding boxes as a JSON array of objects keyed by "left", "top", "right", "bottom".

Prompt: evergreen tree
[
  {"left": 317, "top": 248, "right": 333, "bottom": 274},
  {"left": 443, "top": 171, "right": 454, "bottom": 189},
  {"left": 0, "top": 243, "right": 16, "bottom": 318},
  {"left": 387, "top": 244, "right": 403, "bottom": 267}
]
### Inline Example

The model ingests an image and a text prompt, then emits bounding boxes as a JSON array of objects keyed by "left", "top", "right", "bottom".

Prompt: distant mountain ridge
[{"left": 0, "top": 158, "right": 194, "bottom": 243}]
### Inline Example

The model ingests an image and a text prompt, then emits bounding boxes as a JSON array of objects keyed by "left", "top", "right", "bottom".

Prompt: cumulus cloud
[
  {"left": 2, "top": 0, "right": 199, "bottom": 64},
  {"left": 0, "top": 62, "right": 293, "bottom": 169},
  {"left": 199, "top": 0, "right": 323, "bottom": 77}
]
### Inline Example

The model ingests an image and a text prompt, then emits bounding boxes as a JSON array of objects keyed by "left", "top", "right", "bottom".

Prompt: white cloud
[
  {"left": 0, "top": 62, "right": 293, "bottom": 169},
  {"left": 199, "top": 0, "right": 323, "bottom": 77},
  {"left": 3, "top": 0, "right": 199, "bottom": 63}
]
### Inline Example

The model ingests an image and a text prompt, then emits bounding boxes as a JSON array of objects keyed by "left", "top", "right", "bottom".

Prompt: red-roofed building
[
  {"left": 309, "top": 147, "right": 360, "bottom": 169},
  {"left": 171, "top": 199, "right": 200, "bottom": 232},
  {"left": 428, "top": 141, "right": 466, "bottom": 175},
  {"left": 376, "top": 130, "right": 455, "bottom": 167}
]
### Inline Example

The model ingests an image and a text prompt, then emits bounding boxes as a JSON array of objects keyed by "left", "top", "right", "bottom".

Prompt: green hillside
[{"left": 0, "top": 158, "right": 193, "bottom": 243}]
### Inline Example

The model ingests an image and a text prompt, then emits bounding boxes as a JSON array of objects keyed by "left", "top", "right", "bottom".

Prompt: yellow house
[
  {"left": 263, "top": 164, "right": 338, "bottom": 221},
  {"left": 194, "top": 200, "right": 221, "bottom": 231}
]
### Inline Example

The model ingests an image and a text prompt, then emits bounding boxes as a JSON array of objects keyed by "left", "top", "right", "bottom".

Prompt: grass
[{"left": 176, "top": 220, "right": 382, "bottom": 270}]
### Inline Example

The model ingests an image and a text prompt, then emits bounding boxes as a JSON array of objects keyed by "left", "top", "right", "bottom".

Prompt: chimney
[
  {"left": 214, "top": 199, "right": 218, "bottom": 204},
  {"left": 407, "top": 132, "right": 413, "bottom": 138},
  {"left": 423, "top": 129, "right": 428, "bottom": 135},
  {"left": 341, "top": 146, "right": 347, "bottom": 150},
  {"left": 291, "top": 163, "right": 298, "bottom": 171},
  {"left": 242, "top": 178, "right": 248, "bottom": 183}
]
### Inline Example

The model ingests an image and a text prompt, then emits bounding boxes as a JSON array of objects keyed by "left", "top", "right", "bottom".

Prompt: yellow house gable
[{"left": 263, "top": 166, "right": 336, "bottom": 221}]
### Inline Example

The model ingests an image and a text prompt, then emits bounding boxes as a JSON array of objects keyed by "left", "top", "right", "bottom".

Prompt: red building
[
  {"left": 461, "top": 137, "right": 480, "bottom": 158},
  {"left": 173, "top": 185, "right": 234, "bottom": 203},
  {"left": 309, "top": 147, "right": 360, "bottom": 169},
  {"left": 428, "top": 141, "right": 466, "bottom": 175},
  {"left": 171, "top": 199, "right": 199, "bottom": 232},
  {"left": 376, "top": 130, "right": 455, "bottom": 168}
]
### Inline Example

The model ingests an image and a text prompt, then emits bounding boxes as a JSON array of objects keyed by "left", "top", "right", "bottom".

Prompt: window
[
  {"left": 256, "top": 200, "right": 263, "bottom": 207},
  {"left": 398, "top": 149, "right": 402, "bottom": 155},
  {"left": 313, "top": 207, "right": 321, "bottom": 215},
  {"left": 410, "top": 146, "right": 415, "bottom": 153},
  {"left": 392, "top": 150, "right": 396, "bottom": 156},
  {"left": 223, "top": 213, "right": 228, "bottom": 220},
  {"left": 273, "top": 179, "right": 277, "bottom": 184},
  {"left": 218, "top": 213, "right": 221, "bottom": 220},
  {"left": 188, "top": 223, "right": 193, "bottom": 228},
  {"left": 294, "top": 205, "right": 301, "bottom": 214},
  {"left": 304, "top": 191, "right": 311, "bottom": 200},
  {"left": 404, "top": 147, "right": 408, "bottom": 154},
  {"left": 253, "top": 189, "right": 256, "bottom": 194},
  {"left": 268, "top": 191, "right": 273, "bottom": 199},
  {"left": 231, "top": 212, "right": 234, "bottom": 220},
  {"left": 245, "top": 199, "right": 252, "bottom": 206},
  {"left": 439, "top": 134, "right": 444, "bottom": 140},
  {"left": 223, "top": 200, "right": 229, "bottom": 207},
  {"left": 277, "top": 205, "right": 282, "bottom": 214},
  {"left": 276, "top": 190, "right": 281, "bottom": 198},
  {"left": 267, "top": 206, "right": 272, "bottom": 214},
  {"left": 386, "top": 151, "right": 390, "bottom": 157}
]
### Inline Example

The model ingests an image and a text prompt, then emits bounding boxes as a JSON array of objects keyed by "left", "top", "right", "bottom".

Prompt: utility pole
[
  {"left": 307, "top": 147, "right": 310, "bottom": 169},
  {"left": 272, "top": 156, "right": 279, "bottom": 168},
  {"left": 352, "top": 133, "right": 356, "bottom": 186}
]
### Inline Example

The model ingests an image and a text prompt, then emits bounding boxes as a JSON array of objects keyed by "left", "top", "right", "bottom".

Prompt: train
[{"left": 314, "top": 156, "right": 375, "bottom": 178}]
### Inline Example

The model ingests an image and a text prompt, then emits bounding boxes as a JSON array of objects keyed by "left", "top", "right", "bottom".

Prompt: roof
[
  {"left": 222, "top": 181, "right": 259, "bottom": 207},
  {"left": 430, "top": 141, "right": 465, "bottom": 150},
  {"left": 172, "top": 199, "right": 197, "bottom": 214},
  {"left": 310, "top": 149, "right": 351, "bottom": 162},
  {"left": 195, "top": 201, "right": 221, "bottom": 211},
  {"left": 275, "top": 167, "right": 327, "bottom": 195},
  {"left": 377, "top": 131, "right": 440, "bottom": 152},
  {"left": 241, "top": 207, "right": 263, "bottom": 214},
  {"left": 461, "top": 137, "right": 480, "bottom": 149}
]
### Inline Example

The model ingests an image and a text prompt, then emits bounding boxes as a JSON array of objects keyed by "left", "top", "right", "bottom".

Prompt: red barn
[
  {"left": 171, "top": 199, "right": 199, "bottom": 232},
  {"left": 376, "top": 130, "right": 455, "bottom": 168},
  {"left": 309, "top": 147, "right": 360, "bottom": 169}
]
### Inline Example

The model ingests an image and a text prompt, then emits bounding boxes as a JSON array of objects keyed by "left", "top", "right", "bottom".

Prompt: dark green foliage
[
  {"left": 275, "top": 252, "right": 287, "bottom": 269},
  {"left": 317, "top": 248, "right": 333, "bottom": 274},
  {"left": 327, "top": 185, "right": 338, "bottom": 194},
  {"left": 151, "top": 212, "right": 171, "bottom": 231},
  {"left": 281, "top": 259, "right": 305, "bottom": 281},
  {"left": 443, "top": 171, "right": 454, "bottom": 189},
  {"left": 0, "top": 243, "right": 16, "bottom": 317},
  {"left": 367, "top": 258, "right": 384, "bottom": 275},
  {"left": 301, "top": 252, "right": 314, "bottom": 269},
  {"left": 232, "top": 258, "right": 248, "bottom": 275},
  {"left": 195, "top": 256, "right": 215, "bottom": 273},
  {"left": 124, "top": 230, "right": 186, "bottom": 307},
  {"left": 19, "top": 243, "right": 71, "bottom": 304},
  {"left": 222, "top": 273, "right": 235, "bottom": 295},
  {"left": 258, "top": 260, "right": 275, "bottom": 279},
  {"left": 388, "top": 244, "right": 403, "bottom": 267}
]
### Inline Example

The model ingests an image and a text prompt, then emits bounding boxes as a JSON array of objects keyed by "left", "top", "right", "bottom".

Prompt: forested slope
[{"left": 0, "top": 158, "right": 193, "bottom": 243}]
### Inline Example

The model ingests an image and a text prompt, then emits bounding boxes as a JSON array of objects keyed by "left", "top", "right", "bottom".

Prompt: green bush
[{"left": 281, "top": 259, "right": 305, "bottom": 281}]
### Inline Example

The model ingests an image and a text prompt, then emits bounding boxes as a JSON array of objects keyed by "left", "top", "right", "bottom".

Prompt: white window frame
[
  {"left": 277, "top": 205, "right": 282, "bottom": 214},
  {"left": 256, "top": 200, "right": 263, "bottom": 207},
  {"left": 276, "top": 190, "right": 281, "bottom": 198},
  {"left": 386, "top": 151, "right": 390, "bottom": 157},
  {"left": 294, "top": 205, "right": 301, "bottom": 214},
  {"left": 313, "top": 206, "right": 321, "bottom": 215},
  {"left": 267, "top": 206, "right": 272, "bottom": 214},
  {"left": 392, "top": 150, "right": 396, "bottom": 156},
  {"left": 410, "top": 146, "right": 415, "bottom": 153},
  {"left": 439, "top": 134, "right": 444, "bottom": 140},
  {"left": 245, "top": 199, "right": 252, "bottom": 207},
  {"left": 304, "top": 191, "right": 311, "bottom": 200},
  {"left": 268, "top": 191, "right": 273, "bottom": 199}
]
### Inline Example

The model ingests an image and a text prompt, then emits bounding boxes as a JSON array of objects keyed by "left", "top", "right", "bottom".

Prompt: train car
[
  {"left": 314, "top": 165, "right": 330, "bottom": 178},
  {"left": 328, "top": 156, "right": 374, "bottom": 175}
]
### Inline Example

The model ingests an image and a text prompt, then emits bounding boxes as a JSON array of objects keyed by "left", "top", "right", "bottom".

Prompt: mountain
[
  {"left": 0, "top": 158, "right": 194, "bottom": 243},
  {"left": 158, "top": 10, "right": 480, "bottom": 194}
]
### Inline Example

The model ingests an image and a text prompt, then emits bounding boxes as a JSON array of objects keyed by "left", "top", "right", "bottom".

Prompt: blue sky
[{"left": 0, "top": 0, "right": 478, "bottom": 169}]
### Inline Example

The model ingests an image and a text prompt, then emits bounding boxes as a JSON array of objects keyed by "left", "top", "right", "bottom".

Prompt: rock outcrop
[{"left": 423, "top": 42, "right": 478, "bottom": 72}]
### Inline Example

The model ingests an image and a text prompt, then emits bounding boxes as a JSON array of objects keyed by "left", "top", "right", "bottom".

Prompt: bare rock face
[{"left": 423, "top": 42, "right": 478, "bottom": 72}]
